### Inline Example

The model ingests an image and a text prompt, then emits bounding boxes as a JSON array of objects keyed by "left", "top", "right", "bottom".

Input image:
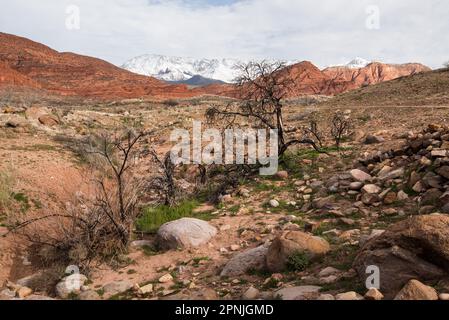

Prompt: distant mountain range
[
  {"left": 167, "top": 75, "right": 225, "bottom": 87},
  {"left": 0, "top": 32, "right": 432, "bottom": 100},
  {"left": 122, "top": 54, "right": 303, "bottom": 84},
  {"left": 121, "top": 54, "right": 374, "bottom": 85}
]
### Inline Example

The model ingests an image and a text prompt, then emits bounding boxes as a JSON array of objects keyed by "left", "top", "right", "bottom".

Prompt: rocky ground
[{"left": 1, "top": 99, "right": 449, "bottom": 301}]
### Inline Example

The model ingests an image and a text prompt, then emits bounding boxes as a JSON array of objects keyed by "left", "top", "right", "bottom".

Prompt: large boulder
[
  {"left": 156, "top": 218, "right": 217, "bottom": 250},
  {"left": 353, "top": 214, "right": 449, "bottom": 298},
  {"left": 394, "top": 280, "right": 438, "bottom": 300},
  {"left": 266, "top": 231, "right": 330, "bottom": 272},
  {"left": 221, "top": 245, "right": 268, "bottom": 277}
]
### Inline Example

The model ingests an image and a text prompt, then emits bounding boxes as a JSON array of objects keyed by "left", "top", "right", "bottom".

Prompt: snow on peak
[
  {"left": 345, "top": 57, "right": 371, "bottom": 68},
  {"left": 327, "top": 57, "right": 371, "bottom": 69},
  {"left": 121, "top": 55, "right": 299, "bottom": 83},
  {"left": 122, "top": 54, "right": 244, "bottom": 83}
]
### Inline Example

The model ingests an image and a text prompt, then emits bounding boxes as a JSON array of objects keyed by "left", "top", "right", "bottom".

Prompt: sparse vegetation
[
  {"left": 286, "top": 251, "right": 311, "bottom": 271},
  {"left": 136, "top": 199, "right": 200, "bottom": 234},
  {"left": 0, "top": 169, "right": 15, "bottom": 219},
  {"left": 8, "top": 129, "right": 147, "bottom": 268}
]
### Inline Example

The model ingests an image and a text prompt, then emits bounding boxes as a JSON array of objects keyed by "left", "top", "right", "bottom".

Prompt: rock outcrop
[
  {"left": 266, "top": 231, "right": 330, "bottom": 272},
  {"left": 353, "top": 214, "right": 449, "bottom": 298}
]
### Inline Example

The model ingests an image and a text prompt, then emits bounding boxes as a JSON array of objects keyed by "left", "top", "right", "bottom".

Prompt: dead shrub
[{"left": 7, "top": 129, "right": 147, "bottom": 269}]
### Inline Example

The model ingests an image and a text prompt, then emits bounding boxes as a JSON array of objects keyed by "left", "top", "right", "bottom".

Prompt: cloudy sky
[{"left": 1, "top": 0, "right": 448, "bottom": 68}]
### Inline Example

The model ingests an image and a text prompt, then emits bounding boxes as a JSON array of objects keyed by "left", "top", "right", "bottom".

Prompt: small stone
[
  {"left": 102, "top": 280, "right": 133, "bottom": 296},
  {"left": 436, "top": 166, "right": 449, "bottom": 180},
  {"left": 383, "top": 192, "right": 397, "bottom": 204},
  {"left": 365, "top": 288, "right": 384, "bottom": 300},
  {"left": 275, "top": 286, "right": 321, "bottom": 300},
  {"left": 349, "top": 182, "right": 364, "bottom": 191},
  {"left": 18, "top": 287, "right": 33, "bottom": 300},
  {"left": 335, "top": 291, "right": 364, "bottom": 300},
  {"left": 55, "top": 274, "right": 88, "bottom": 299},
  {"left": 364, "top": 135, "right": 384, "bottom": 144},
  {"left": 431, "top": 150, "right": 448, "bottom": 157},
  {"left": 361, "top": 193, "right": 380, "bottom": 205},
  {"left": 230, "top": 244, "right": 240, "bottom": 251},
  {"left": 269, "top": 200, "right": 280, "bottom": 208},
  {"left": 242, "top": 287, "right": 260, "bottom": 300},
  {"left": 79, "top": 290, "right": 101, "bottom": 300},
  {"left": 220, "top": 224, "right": 231, "bottom": 231},
  {"left": 319, "top": 275, "right": 338, "bottom": 284},
  {"left": 412, "top": 181, "right": 426, "bottom": 193},
  {"left": 362, "top": 184, "right": 381, "bottom": 194},
  {"left": 382, "top": 208, "right": 398, "bottom": 216},
  {"left": 318, "top": 267, "right": 340, "bottom": 277},
  {"left": 340, "top": 218, "right": 355, "bottom": 225},
  {"left": 439, "top": 293, "right": 449, "bottom": 300},
  {"left": 317, "top": 294, "right": 335, "bottom": 300},
  {"left": 420, "top": 157, "right": 432, "bottom": 166},
  {"left": 276, "top": 171, "right": 289, "bottom": 180},
  {"left": 397, "top": 190, "right": 409, "bottom": 201},
  {"left": 138, "top": 284, "right": 154, "bottom": 295},
  {"left": 350, "top": 169, "right": 372, "bottom": 182}
]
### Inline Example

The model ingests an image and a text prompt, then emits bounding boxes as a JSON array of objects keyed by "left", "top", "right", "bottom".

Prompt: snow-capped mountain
[
  {"left": 122, "top": 54, "right": 244, "bottom": 83},
  {"left": 122, "top": 54, "right": 301, "bottom": 83},
  {"left": 122, "top": 54, "right": 374, "bottom": 83},
  {"left": 328, "top": 57, "right": 372, "bottom": 69}
]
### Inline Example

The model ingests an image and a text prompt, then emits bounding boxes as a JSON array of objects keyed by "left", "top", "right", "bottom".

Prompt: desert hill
[
  {"left": 0, "top": 32, "right": 197, "bottom": 99},
  {"left": 323, "top": 67, "right": 449, "bottom": 106}
]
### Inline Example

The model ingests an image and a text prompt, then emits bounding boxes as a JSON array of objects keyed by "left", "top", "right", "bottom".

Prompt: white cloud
[{"left": 0, "top": 0, "right": 448, "bottom": 68}]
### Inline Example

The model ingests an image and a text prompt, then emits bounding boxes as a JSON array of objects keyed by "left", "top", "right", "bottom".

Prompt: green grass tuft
[{"left": 136, "top": 200, "right": 211, "bottom": 234}]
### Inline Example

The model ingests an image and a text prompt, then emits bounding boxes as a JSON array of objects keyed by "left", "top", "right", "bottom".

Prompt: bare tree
[
  {"left": 444, "top": 61, "right": 449, "bottom": 69},
  {"left": 148, "top": 151, "right": 180, "bottom": 206},
  {"left": 330, "top": 111, "right": 353, "bottom": 150},
  {"left": 7, "top": 129, "right": 146, "bottom": 267},
  {"left": 303, "top": 113, "right": 325, "bottom": 149},
  {"left": 206, "top": 60, "right": 321, "bottom": 157}
]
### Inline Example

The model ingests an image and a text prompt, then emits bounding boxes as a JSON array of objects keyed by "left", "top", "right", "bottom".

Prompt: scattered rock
[
  {"left": 335, "top": 291, "right": 364, "bottom": 300},
  {"left": 275, "top": 171, "right": 289, "bottom": 180},
  {"left": 55, "top": 274, "right": 88, "bottom": 299},
  {"left": 266, "top": 231, "right": 330, "bottom": 272},
  {"left": 221, "top": 245, "right": 269, "bottom": 277},
  {"left": 79, "top": 290, "right": 101, "bottom": 300},
  {"left": 275, "top": 286, "right": 321, "bottom": 300},
  {"left": 38, "top": 114, "right": 59, "bottom": 126},
  {"left": 269, "top": 199, "right": 280, "bottom": 208},
  {"left": 350, "top": 169, "right": 372, "bottom": 182},
  {"left": 397, "top": 190, "right": 409, "bottom": 201},
  {"left": 364, "top": 288, "right": 384, "bottom": 300},
  {"left": 159, "top": 274, "right": 174, "bottom": 283},
  {"left": 130, "top": 240, "right": 153, "bottom": 249},
  {"left": 364, "top": 135, "right": 385, "bottom": 145},
  {"left": 439, "top": 293, "right": 449, "bottom": 300},
  {"left": 317, "top": 294, "right": 335, "bottom": 300},
  {"left": 16, "top": 286, "right": 33, "bottom": 299},
  {"left": 362, "top": 184, "right": 381, "bottom": 194},
  {"left": 242, "top": 287, "right": 260, "bottom": 300},
  {"left": 394, "top": 280, "right": 438, "bottom": 300},
  {"left": 138, "top": 284, "right": 154, "bottom": 295},
  {"left": 102, "top": 280, "right": 133, "bottom": 297},
  {"left": 354, "top": 214, "right": 449, "bottom": 298},
  {"left": 318, "top": 267, "right": 340, "bottom": 277}
]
